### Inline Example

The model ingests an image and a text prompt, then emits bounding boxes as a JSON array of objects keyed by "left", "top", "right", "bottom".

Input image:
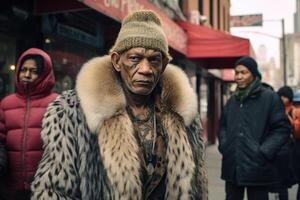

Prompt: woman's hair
[{"left": 20, "top": 54, "right": 44, "bottom": 75}]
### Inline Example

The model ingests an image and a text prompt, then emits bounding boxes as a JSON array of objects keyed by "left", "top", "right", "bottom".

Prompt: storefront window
[
  {"left": 0, "top": 34, "right": 16, "bottom": 98},
  {"left": 44, "top": 35, "right": 99, "bottom": 93},
  {"left": 42, "top": 13, "right": 105, "bottom": 93}
]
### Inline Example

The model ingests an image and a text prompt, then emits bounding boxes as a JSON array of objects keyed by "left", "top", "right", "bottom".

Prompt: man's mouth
[{"left": 134, "top": 80, "right": 152, "bottom": 85}]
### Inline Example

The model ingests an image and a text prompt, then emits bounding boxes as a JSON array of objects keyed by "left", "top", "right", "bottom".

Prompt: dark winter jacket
[
  {"left": 218, "top": 80, "right": 290, "bottom": 186},
  {"left": 0, "top": 48, "right": 57, "bottom": 197},
  {"left": 31, "top": 56, "right": 208, "bottom": 200}
]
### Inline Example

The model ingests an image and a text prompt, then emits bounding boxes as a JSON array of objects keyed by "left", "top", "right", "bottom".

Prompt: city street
[
  {"left": 1, "top": 0, "right": 299, "bottom": 199},
  {"left": 206, "top": 144, "right": 298, "bottom": 200}
]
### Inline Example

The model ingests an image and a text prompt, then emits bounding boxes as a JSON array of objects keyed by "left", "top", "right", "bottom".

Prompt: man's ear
[
  {"left": 161, "top": 56, "right": 169, "bottom": 73},
  {"left": 111, "top": 52, "right": 121, "bottom": 72}
]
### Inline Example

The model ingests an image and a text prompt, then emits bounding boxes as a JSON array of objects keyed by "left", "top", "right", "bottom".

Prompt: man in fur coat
[{"left": 31, "top": 10, "right": 208, "bottom": 200}]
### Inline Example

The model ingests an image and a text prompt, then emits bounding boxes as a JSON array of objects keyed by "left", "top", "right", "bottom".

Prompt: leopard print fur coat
[{"left": 31, "top": 56, "right": 208, "bottom": 200}]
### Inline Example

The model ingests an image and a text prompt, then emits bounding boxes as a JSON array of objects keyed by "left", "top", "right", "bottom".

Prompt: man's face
[
  {"left": 19, "top": 59, "right": 39, "bottom": 84},
  {"left": 234, "top": 65, "right": 254, "bottom": 88},
  {"left": 112, "top": 47, "right": 168, "bottom": 95}
]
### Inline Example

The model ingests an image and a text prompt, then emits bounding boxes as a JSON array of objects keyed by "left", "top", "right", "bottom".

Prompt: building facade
[
  {"left": 284, "top": 0, "right": 300, "bottom": 89},
  {"left": 0, "top": 0, "right": 247, "bottom": 144}
]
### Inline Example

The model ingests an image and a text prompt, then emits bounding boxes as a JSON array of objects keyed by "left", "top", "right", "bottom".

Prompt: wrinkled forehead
[{"left": 122, "top": 47, "right": 163, "bottom": 56}]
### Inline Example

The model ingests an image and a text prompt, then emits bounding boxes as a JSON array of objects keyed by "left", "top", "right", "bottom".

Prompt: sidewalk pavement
[{"left": 205, "top": 144, "right": 298, "bottom": 200}]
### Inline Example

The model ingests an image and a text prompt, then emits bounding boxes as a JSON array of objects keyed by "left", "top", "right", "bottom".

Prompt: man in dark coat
[{"left": 218, "top": 56, "right": 291, "bottom": 200}]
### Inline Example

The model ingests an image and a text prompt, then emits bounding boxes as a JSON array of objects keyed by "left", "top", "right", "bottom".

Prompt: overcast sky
[{"left": 230, "top": 0, "right": 296, "bottom": 66}]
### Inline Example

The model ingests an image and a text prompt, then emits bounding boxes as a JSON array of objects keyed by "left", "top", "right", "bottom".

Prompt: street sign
[{"left": 230, "top": 14, "right": 263, "bottom": 27}]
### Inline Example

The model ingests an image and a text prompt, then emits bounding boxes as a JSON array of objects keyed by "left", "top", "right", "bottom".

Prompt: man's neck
[{"left": 125, "top": 91, "right": 154, "bottom": 121}]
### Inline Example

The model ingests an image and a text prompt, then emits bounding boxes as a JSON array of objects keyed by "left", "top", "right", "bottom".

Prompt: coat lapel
[
  {"left": 162, "top": 111, "right": 195, "bottom": 199},
  {"left": 98, "top": 109, "right": 195, "bottom": 199},
  {"left": 98, "top": 110, "right": 142, "bottom": 199}
]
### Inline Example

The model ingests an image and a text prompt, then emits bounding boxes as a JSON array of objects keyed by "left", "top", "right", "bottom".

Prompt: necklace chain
[{"left": 127, "top": 104, "right": 157, "bottom": 174}]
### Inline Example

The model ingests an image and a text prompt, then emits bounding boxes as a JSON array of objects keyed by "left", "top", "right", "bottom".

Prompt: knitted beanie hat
[
  {"left": 110, "top": 10, "right": 170, "bottom": 58},
  {"left": 235, "top": 56, "right": 262, "bottom": 79},
  {"left": 277, "top": 86, "right": 294, "bottom": 102}
]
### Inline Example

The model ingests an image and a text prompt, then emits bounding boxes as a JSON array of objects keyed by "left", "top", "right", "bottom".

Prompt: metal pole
[{"left": 281, "top": 18, "right": 287, "bottom": 85}]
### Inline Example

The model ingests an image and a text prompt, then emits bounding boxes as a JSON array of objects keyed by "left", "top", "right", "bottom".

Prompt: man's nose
[{"left": 138, "top": 59, "right": 152, "bottom": 74}]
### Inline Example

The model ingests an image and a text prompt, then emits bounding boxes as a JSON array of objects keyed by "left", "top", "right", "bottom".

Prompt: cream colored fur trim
[
  {"left": 98, "top": 111, "right": 142, "bottom": 199},
  {"left": 76, "top": 56, "right": 126, "bottom": 133},
  {"left": 162, "top": 113, "right": 195, "bottom": 199},
  {"left": 76, "top": 55, "right": 197, "bottom": 133},
  {"left": 160, "top": 64, "right": 197, "bottom": 126}
]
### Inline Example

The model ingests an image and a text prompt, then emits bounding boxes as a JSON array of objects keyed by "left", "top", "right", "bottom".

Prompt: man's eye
[
  {"left": 149, "top": 57, "right": 161, "bottom": 65},
  {"left": 129, "top": 56, "right": 140, "bottom": 62}
]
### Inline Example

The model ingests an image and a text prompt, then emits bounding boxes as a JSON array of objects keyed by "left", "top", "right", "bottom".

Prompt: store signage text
[{"left": 103, "top": 0, "right": 145, "bottom": 15}]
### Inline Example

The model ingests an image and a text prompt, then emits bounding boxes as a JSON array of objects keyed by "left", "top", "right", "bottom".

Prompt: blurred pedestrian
[
  {"left": 31, "top": 10, "right": 208, "bottom": 199},
  {"left": 0, "top": 48, "right": 58, "bottom": 200},
  {"left": 277, "top": 86, "right": 296, "bottom": 128},
  {"left": 267, "top": 86, "right": 297, "bottom": 200},
  {"left": 218, "top": 56, "right": 291, "bottom": 200},
  {"left": 293, "top": 90, "right": 300, "bottom": 200}
]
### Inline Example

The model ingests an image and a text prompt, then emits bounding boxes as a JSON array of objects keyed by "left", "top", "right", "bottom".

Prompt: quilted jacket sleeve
[
  {"left": 31, "top": 93, "right": 81, "bottom": 200},
  {"left": 0, "top": 104, "right": 6, "bottom": 177},
  {"left": 186, "top": 114, "right": 208, "bottom": 200}
]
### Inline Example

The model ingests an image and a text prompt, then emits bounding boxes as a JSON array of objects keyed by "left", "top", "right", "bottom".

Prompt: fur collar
[{"left": 76, "top": 55, "right": 197, "bottom": 133}]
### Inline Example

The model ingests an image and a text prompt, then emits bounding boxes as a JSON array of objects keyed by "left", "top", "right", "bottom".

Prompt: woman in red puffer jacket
[{"left": 0, "top": 48, "right": 58, "bottom": 200}]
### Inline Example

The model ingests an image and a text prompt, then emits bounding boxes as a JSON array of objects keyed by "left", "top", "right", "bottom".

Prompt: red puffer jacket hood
[{"left": 14, "top": 48, "right": 55, "bottom": 97}]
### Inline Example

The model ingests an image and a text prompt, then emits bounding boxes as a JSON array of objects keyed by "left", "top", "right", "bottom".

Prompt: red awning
[{"left": 178, "top": 22, "right": 250, "bottom": 68}]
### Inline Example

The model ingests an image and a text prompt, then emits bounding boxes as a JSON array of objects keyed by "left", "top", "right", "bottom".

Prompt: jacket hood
[
  {"left": 15, "top": 48, "right": 55, "bottom": 97},
  {"left": 76, "top": 55, "right": 198, "bottom": 133}
]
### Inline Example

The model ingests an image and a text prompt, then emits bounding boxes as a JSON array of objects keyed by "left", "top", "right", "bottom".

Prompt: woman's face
[{"left": 19, "top": 59, "right": 39, "bottom": 84}]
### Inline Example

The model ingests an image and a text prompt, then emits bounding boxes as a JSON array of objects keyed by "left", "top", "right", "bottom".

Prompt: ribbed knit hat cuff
[
  {"left": 109, "top": 10, "right": 171, "bottom": 59},
  {"left": 110, "top": 37, "right": 170, "bottom": 58}
]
